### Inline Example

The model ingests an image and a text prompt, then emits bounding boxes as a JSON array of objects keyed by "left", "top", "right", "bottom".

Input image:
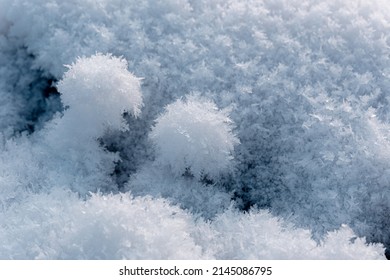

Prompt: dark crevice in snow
[
  {"left": 24, "top": 76, "right": 62, "bottom": 133},
  {"left": 0, "top": 44, "right": 62, "bottom": 135},
  {"left": 101, "top": 115, "right": 155, "bottom": 189}
]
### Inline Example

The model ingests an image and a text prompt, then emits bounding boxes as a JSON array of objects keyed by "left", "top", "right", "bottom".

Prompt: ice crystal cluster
[{"left": 0, "top": 0, "right": 389, "bottom": 259}]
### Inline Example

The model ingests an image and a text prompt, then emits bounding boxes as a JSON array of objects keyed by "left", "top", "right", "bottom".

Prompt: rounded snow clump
[
  {"left": 150, "top": 95, "right": 239, "bottom": 180},
  {"left": 56, "top": 53, "right": 143, "bottom": 141}
]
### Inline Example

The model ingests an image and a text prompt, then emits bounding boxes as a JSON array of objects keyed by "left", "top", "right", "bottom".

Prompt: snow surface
[{"left": 0, "top": 0, "right": 389, "bottom": 259}]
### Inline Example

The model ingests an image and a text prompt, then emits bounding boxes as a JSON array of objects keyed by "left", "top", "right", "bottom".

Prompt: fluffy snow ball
[
  {"left": 150, "top": 95, "right": 239, "bottom": 181},
  {"left": 56, "top": 53, "right": 143, "bottom": 140}
]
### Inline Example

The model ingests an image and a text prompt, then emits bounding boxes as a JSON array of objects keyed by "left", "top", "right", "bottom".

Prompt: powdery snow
[{"left": 0, "top": 0, "right": 389, "bottom": 259}]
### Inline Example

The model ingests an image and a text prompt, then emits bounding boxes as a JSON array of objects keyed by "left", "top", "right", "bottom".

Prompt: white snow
[{"left": 0, "top": 0, "right": 389, "bottom": 259}]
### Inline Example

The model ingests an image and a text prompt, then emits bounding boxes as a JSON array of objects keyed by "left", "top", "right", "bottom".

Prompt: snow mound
[
  {"left": 151, "top": 95, "right": 239, "bottom": 180},
  {"left": 54, "top": 53, "right": 143, "bottom": 145}
]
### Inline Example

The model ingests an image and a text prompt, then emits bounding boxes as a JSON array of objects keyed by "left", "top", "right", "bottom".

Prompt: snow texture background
[{"left": 0, "top": 0, "right": 389, "bottom": 259}]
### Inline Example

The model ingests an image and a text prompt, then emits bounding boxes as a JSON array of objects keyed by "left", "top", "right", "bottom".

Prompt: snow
[
  {"left": 50, "top": 53, "right": 143, "bottom": 148},
  {"left": 0, "top": 0, "right": 389, "bottom": 259},
  {"left": 150, "top": 94, "right": 239, "bottom": 180},
  {"left": 0, "top": 189, "right": 384, "bottom": 259}
]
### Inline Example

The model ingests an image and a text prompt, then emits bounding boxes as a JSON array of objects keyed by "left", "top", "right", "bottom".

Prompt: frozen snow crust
[{"left": 0, "top": 0, "right": 389, "bottom": 259}]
